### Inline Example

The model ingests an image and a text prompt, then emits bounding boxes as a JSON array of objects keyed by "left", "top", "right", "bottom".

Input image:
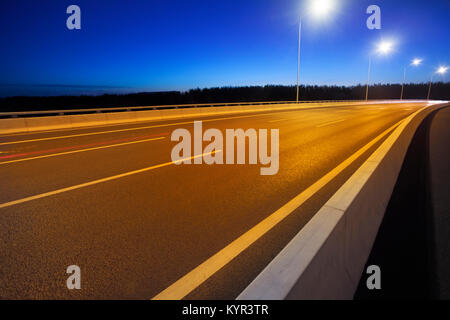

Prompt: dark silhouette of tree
[{"left": 0, "top": 83, "right": 448, "bottom": 113}]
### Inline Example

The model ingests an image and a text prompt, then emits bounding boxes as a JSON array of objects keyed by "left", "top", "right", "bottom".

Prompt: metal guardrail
[{"left": 0, "top": 100, "right": 366, "bottom": 118}]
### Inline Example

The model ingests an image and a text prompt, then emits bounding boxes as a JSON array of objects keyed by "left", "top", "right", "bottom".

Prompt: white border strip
[{"left": 238, "top": 103, "right": 445, "bottom": 300}]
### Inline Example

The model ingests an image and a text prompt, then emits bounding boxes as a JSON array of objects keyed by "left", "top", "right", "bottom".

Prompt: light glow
[
  {"left": 376, "top": 41, "right": 394, "bottom": 55},
  {"left": 309, "top": 0, "right": 335, "bottom": 19},
  {"left": 437, "top": 66, "right": 448, "bottom": 74},
  {"left": 411, "top": 58, "right": 422, "bottom": 66}
]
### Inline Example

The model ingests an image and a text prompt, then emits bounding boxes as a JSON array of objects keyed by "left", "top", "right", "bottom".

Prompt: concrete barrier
[
  {"left": 68, "top": 113, "right": 109, "bottom": 128},
  {"left": 25, "top": 115, "right": 73, "bottom": 132},
  {"left": 133, "top": 110, "right": 162, "bottom": 122},
  {"left": 105, "top": 111, "right": 138, "bottom": 123},
  {"left": 0, "top": 118, "right": 28, "bottom": 134},
  {"left": 0, "top": 100, "right": 433, "bottom": 135},
  {"left": 159, "top": 108, "right": 198, "bottom": 119},
  {"left": 237, "top": 103, "right": 447, "bottom": 300}
]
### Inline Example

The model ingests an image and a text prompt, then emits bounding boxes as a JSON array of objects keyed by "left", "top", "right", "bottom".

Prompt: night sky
[{"left": 0, "top": 0, "right": 449, "bottom": 96}]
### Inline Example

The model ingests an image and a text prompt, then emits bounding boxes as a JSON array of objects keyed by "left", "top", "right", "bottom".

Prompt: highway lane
[{"left": 0, "top": 102, "right": 428, "bottom": 299}]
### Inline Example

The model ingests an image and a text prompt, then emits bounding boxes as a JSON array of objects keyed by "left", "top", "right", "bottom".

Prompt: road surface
[{"left": 0, "top": 101, "right": 429, "bottom": 299}]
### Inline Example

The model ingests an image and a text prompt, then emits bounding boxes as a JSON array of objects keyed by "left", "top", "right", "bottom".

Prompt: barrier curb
[{"left": 237, "top": 102, "right": 447, "bottom": 300}]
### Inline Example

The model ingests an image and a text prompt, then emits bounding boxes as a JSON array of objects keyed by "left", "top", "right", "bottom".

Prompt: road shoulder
[{"left": 354, "top": 105, "right": 450, "bottom": 300}]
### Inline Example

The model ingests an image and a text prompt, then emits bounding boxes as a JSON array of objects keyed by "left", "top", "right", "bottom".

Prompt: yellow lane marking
[
  {"left": 316, "top": 118, "right": 346, "bottom": 128},
  {"left": 0, "top": 113, "right": 285, "bottom": 146},
  {"left": 0, "top": 150, "right": 221, "bottom": 209},
  {"left": 152, "top": 116, "right": 410, "bottom": 300},
  {"left": 0, "top": 102, "right": 417, "bottom": 145},
  {"left": 0, "top": 106, "right": 340, "bottom": 139},
  {"left": 0, "top": 137, "right": 166, "bottom": 165}
]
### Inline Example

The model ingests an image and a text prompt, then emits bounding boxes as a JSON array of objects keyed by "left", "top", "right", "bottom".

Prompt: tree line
[{"left": 0, "top": 82, "right": 449, "bottom": 112}]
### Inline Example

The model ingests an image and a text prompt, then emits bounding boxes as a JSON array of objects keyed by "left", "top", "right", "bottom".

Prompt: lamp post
[
  {"left": 428, "top": 66, "right": 448, "bottom": 100},
  {"left": 296, "top": 20, "right": 302, "bottom": 103},
  {"left": 366, "top": 55, "right": 372, "bottom": 101},
  {"left": 366, "top": 41, "right": 394, "bottom": 101},
  {"left": 296, "top": 0, "right": 336, "bottom": 103},
  {"left": 401, "top": 58, "right": 422, "bottom": 100}
]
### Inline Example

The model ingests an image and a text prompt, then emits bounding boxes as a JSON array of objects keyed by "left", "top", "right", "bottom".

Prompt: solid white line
[{"left": 0, "top": 150, "right": 221, "bottom": 209}]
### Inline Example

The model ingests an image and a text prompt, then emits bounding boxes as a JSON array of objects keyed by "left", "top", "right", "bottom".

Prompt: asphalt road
[{"left": 0, "top": 102, "right": 429, "bottom": 299}]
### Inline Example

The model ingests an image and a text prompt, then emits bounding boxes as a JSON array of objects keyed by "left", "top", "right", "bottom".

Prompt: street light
[
  {"left": 401, "top": 58, "right": 423, "bottom": 100},
  {"left": 377, "top": 41, "right": 393, "bottom": 55},
  {"left": 427, "top": 66, "right": 448, "bottom": 100},
  {"left": 437, "top": 66, "right": 448, "bottom": 74},
  {"left": 296, "top": 0, "right": 336, "bottom": 103},
  {"left": 366, "top": 41, "right": 394, "bottom": 101},
  {"left": 310, "top": 0, "right": 335, "bottom": 18},
  {"left": 412, "top": 58, "right": 422, "bottom": 66}
]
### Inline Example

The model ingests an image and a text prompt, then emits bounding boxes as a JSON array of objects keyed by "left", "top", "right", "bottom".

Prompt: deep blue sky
[{"left": 0, "top": 0, "right": 449, "bottom": 96}]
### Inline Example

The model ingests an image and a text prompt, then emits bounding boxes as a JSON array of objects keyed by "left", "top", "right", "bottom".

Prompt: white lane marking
[
  {"left": 0, "top": 150, "right": 221, "bottom": 209},
  {"left": 0, "top": 137, "right": 166, "bottom": 165},
  {"left": 151, "top": 116, "right": 409, "bottom": 300},
  {"left": 316, "top": 118, "right": 346, "bottom": 128},
  {"left": 268, "top": 119, "right": 289, "bottom": 123}
]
